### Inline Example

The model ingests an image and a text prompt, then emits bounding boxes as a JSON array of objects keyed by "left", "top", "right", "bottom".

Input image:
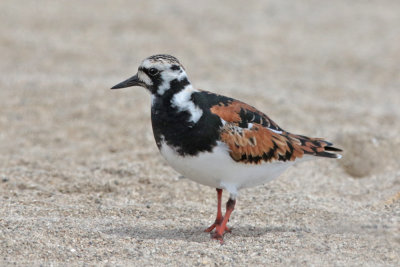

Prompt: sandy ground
[{"left": 1, "top": 0, "right": 399, "bottom": 266}]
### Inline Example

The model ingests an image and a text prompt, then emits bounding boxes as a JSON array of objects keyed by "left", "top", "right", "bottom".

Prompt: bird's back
[{"left": 190, "top": 90, "right": 342, "bottom": 164}]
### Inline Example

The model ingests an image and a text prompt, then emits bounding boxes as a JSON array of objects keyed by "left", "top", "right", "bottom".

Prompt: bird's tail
[{"left": 289, "top": 134, "right": 343, "bottom": 159}]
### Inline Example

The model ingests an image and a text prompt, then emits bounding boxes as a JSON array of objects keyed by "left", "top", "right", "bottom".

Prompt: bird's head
[{"left": 111, "top": 54, "right": 190, "bottom": 95}]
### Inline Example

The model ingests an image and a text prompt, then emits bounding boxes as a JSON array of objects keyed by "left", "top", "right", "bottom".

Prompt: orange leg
[
  {"left": 212, "top": 198, "right": 236, "bottom": 244},
  {"left": 205, "top": 188, "right": 236, "bottom": 244},
  {"left": 204, "top": 189, "right": 227, "bottom": 232}
]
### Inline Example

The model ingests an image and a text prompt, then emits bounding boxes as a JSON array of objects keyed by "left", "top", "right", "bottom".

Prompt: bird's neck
[
  {"left": 154, "top": 71, "right": 191, "bottom": 96},
  {"left": 151, "top": 75, "right": 203, "bottom": 125},
  {"left": 152, "top": 74, "right": 192, "bottom": 105}
]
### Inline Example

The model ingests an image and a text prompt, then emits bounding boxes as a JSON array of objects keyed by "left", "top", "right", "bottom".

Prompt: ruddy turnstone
[{"left": 111, "top": 54, "right": 342, "bottom": 243}]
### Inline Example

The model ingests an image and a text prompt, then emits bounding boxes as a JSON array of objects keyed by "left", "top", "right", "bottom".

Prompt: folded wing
[{"left": 209, "top": 99, "right": 342, "bottom": 164}]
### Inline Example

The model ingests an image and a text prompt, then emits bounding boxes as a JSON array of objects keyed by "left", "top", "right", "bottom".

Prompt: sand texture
[{"left": 0, "top": 0, "right": 399, "bottom": 266}]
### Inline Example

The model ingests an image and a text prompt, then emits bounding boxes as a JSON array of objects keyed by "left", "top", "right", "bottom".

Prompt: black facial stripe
[
  {"left": 148, "top": 68, "right": 159, "bottom": 76},
  {"left": 160, "top": 77, "right": 190, "bottom": 98},
  {"left": 171, "top": 65, "right": 180, "bottom": 71},
  {"left": 148, "top": 72, "right": 163, "bottom": 93},
  {"left": 142, "top": 67, "right": 158, "bottom": 76}
]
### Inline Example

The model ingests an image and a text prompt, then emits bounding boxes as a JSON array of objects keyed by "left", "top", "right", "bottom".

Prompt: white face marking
[
  {"left": 141, "top": 59, "right": 160, "bottom": 70},
  {"left": 139, "top": 58, "right": 188, "bottom": 95},
  {"left": 137, "top": 70, "right": 153, "bottom": 86},
  {"left": 140, "top": 56, "right": 201, "bottom": 123},
  {"left": 171, "top": 86, "right": 203, "bottom": 124},
  {"left": 157, "top": 68, "right": 187, "bottom": 95}
]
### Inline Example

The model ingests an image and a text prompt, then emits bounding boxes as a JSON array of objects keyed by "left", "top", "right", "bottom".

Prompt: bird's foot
[
  {"left": 211, "top": 232, "right": 224, "bottom": 244},
  {"left": 205, "top": 219, "right": 231, "bottom": 244},
  {"left": 211, "top": 224, "right": 232, "bottom": 244},
  {"left": 204, "top": 219, "right": 230, "bottom": 233}
]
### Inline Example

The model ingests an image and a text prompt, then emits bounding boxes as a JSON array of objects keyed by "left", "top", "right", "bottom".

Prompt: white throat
[
  {"left": 157, "top": 70, "right": 188, "bottom": 95},
  {"left": 171, "top": 85, "right": 203, "bottom": 124}
]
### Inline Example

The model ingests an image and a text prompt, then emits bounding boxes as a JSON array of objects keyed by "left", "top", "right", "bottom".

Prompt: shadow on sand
[{"left": 102, "top": 225, "right": 311, "bottom": 242}]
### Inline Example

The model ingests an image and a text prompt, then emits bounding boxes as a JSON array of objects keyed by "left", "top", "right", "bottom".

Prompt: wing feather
[{"left": 209, "top": 100, "right": 342, "bottom": 164}]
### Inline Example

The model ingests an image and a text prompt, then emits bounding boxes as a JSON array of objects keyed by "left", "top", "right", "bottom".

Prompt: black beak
[{"left": 111, "top": 74, "right": 142, "bottom": 89}]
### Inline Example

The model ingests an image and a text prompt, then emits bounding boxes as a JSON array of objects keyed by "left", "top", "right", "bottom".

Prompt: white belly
[{"left": 160, "top": 141, "right": 294, "bottom": 196}]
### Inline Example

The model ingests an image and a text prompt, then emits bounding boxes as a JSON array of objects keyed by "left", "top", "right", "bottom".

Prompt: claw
[{"left": 212, "top": 232, "right": 224, "bottom": 244}]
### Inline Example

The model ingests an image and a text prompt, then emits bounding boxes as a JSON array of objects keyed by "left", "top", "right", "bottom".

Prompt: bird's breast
[{"left": 150, "top": 100, "right": 221, "bottom": 156}]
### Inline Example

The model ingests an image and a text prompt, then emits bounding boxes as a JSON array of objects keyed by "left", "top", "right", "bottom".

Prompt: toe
[
  {"left": 211, "top": 233, "right": 224, "bottom": 244},
  {"left": 204, "top": 223, "right": 216, "bottom": 232}
]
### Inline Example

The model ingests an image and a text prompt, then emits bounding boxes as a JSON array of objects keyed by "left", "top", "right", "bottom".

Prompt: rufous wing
[{"left": 210, "top": 100, "right": 342, "bottom": 164}]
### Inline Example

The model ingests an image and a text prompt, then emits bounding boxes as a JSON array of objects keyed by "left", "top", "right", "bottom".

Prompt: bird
[{"left": 111, "top": 54, "right": 342, "bottom": 243}]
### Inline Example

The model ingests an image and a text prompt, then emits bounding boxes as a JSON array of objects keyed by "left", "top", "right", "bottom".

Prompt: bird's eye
[{"left": 148, "top": 68, "right": 159, "bottom": 76}]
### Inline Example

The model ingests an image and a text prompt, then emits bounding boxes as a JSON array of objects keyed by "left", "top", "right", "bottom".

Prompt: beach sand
[{"left": 0, "top": 0, "right": 399, "bottom": 265}]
